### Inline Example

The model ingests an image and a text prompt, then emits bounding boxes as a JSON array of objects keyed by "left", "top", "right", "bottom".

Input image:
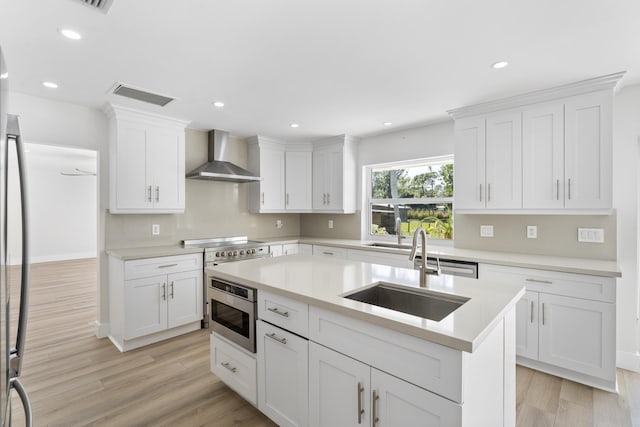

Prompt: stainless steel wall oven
[{"left": 208, "top": 277, "right": 257, "bottom": 353}]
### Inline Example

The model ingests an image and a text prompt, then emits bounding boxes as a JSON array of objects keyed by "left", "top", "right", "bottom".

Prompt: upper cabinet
[
  {"left": 105, "top": 105, "right": 190, "bottom": 214},
  {"left": 247, "top": 137, "right": 312, "bottom": 213},
  {"left": 450, "top": 72, "right": 623, "bottom": 214},
  {"left": 312, "top": 135, "right": 358, "bottom": 213}
]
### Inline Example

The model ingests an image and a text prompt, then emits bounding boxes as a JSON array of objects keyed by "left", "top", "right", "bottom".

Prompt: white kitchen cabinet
[
  {"left": 479, "top": 263, "right": 616, "bottom": 391},
  {"left": 247, "top": 137, "right": 312, "bottom": 213},
  {"left": 210, "top": 333, "right": 257, "bottom": 406},
  {"left": 269, "top": 244, "right": 284, "bottom": 257},
  {"left": 346, "top": 248, "right": 413, "bottom": 269},
  {"left": 105, "top": 104, "right": 189, "bottom": 214},
  {"left": 257, "top": 320, "right": 308, "bottom": 427},
  {"left": 299, "top": 244, "right": 313, "bottom": 255},
  {"left": 270, "top": 243, "right": 305, "bottom": 256},
  {"left": 450, "top": 73, "right": 621, "bottom": 213},
  {"left": 312, "top": 245, "right": 347, "bottom": 258},
  {"left": 312, "top": 135, "right": 358, "bottom": 213},
  {"left": 564, "top": 91, "right": 613, "bottom": 209},
  {"left": 108, "top": 253, "right": 203, "bottom": 351},
  {"left": 454, "top": 110, "right": 521, "bottom": 209}
]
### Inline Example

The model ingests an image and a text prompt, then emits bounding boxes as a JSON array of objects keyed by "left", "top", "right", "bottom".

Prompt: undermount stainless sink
[
  {"left": 366, "top": 242, "right": 413, "bottom": 250},
  {"left": 344, "top": 282, "right": 469, "bottom": 321}
]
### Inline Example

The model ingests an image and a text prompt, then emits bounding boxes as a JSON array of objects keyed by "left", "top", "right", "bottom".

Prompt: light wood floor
[{"left": 7, "top": 258, "right": 640, "bottom": 426}]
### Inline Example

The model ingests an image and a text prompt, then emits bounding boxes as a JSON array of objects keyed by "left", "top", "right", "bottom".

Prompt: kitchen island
[{"left": 207, "top": 254, "right": 525, "bottom": 427}]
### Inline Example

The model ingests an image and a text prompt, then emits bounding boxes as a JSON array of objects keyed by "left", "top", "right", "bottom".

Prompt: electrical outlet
[
  {"left": 328, "top": 220, "right": 334, "bottom": 229},
  {"left": 480, "top": 225, "right": 494, "bottom": 238},
  {"left": 275, "top": 219, "right": 283, "bottom": 229},
  {"left": 527, "top": 225, "right": 537, "bottom": 239},
  {"left": 578, "top": 228, "right": 604, "bottom": 243},
  {"left": 152, "top": 224, "right": 160, "bottom": 235}
]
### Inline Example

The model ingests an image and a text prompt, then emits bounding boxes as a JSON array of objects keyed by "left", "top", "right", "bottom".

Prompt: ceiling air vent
[
  {"left": 73, "top": 0, "right": 114, "bottom": 14},
  {"left": 112, "top": 83, "right": 175, "bottom": 107}
]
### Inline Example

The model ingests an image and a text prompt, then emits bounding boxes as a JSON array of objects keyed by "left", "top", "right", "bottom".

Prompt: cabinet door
[
  {"left": 150, "top": 126, "right": 185, "bottom": 210},
  {"left": 309, "top": 342, "right": 370, "bottom": 427},
  {"left": 257, "top": 320, "right": 308, "bottom": 427},
  {"left": 115, "top": 120, "right": 151, "bottom": 210},
  {"left": 312, "top": 150, "right": 328, "bottom": 210},
  {"left": 167, "top": 269, "right": 203, "bottom": 328},
  {"left": 564, "top": 91, "right": 613, "bottom": 209},
  {"left": 485, "top": 111, "right": 522, "bottom": 209},
  {"left": 269, "top": 244, "right": 283, "bottom": 257},
  {"left": 260, "top": 147, "right": 286, "bottom": 211},
  {"left": 285, "top": 151, "right": 312, "bottom": 211},
  {"left": 372, "top": 368, "right": 461, "bottom": 427},
  {"left": 522, "top": 104, "right": 564, "bottom": 209},
  {"left": 124, "top": 275, "right": 167, "bottom": 339},
  {"left": 282, "top": 243, "right": 299, "bottom": 256},
  {"left": 515, "top": 291, "right": 539, "bottom": 359},
  {"left": 453, "top": 117, "right": 486, "bottom": 209},
  {"left": 538, "top": 293, "right": 615, "bottom": 380},
  {"left": 325, "top": 147, "right": 344, "bottom": 211}
]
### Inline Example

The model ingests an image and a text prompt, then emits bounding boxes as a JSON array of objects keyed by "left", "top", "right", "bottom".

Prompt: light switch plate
[
  {"left": 527, "top": 225, "right": 537, "bottom": 239},
  {"left": 578, "top": 228, "right": 604, "bottom": 243},
  {"left": 152, "top": 224, "right": 160, "bottom": 235},
  {"left": 480, "top": 225, "right": 494, "bottom": 238},
  {"left": 328, "top": 220, "right": 334, "bottom": 229},
  {"left": 275, "top": 219, "right": 283, "bottom": 229}
]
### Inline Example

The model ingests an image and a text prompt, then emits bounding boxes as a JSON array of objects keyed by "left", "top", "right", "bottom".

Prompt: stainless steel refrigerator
[{"left": 1, "top": 45, "right": 33, "bottom": 427}]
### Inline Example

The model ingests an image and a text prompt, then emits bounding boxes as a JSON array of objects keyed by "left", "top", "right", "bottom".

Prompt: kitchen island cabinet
[{"left": 208, "top": 255, "right": 524, "bottom": 426}]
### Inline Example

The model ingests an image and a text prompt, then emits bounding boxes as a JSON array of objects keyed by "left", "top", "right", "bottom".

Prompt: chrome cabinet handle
[
  {"left": 357, "top": 382, "right": 365, "bottom": 424},
  {"left": 170, "top": 281, "right": 174, "bottom": 299},
  {"left": 488, "top": 183, "right": 491, "bottom": 202},
  {"left": 267, "top": 307, "right": 289, "bottom": 317},
  {"left": 542, "top": 303, "right": 546, "bottom": 325},
  {"left": 322, "top": 251, "right": 334, "bottom": 256},
  {"left": 530, "top": 300, "right": 534, "bottom": 323},
  {"left": 148, "top": 185, "right": 152, "bottom": 202},
  {"left": 556, "top": 179, "right": 560, "bottom": 201},
  {"left": 266, "top": 332, "right": 287, "bottom": 345},
  {"left": 372, "top": 390, "right": 379, "bottom": 426},
  {"left": 525, "top": 278, "right": 552, "bottom": 285},
  {"left": 221, "top": 362, "right": 237, "bottom": 373},
  {"left": 158, "top": 263, "right": 178, "bottom": 269},
  {"left": 156, "top": 186, "right": 160, "bottom": 203},
  {"left": 162, "top": 283, "right": 166, "bottom": 301},
  {"left": 479, "top": 183, "right": 482, "bottom": 202},
  {"left": 323, "top": 193, "right": 327, "bottom": 205},
  {"left": 261, "top": 192, "right": 265, "bottom": 204},
  {"left": 568, "top": 178, "right": 571, "bottom": 200}
]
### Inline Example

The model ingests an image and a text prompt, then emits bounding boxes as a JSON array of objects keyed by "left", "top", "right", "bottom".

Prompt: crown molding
[{"left": 447, "top": 71, "right": 626, "bottom": 120}]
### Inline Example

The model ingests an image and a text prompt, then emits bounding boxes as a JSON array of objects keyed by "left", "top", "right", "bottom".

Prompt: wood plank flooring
[{"left": 7, "top": 258, "right": 640, "bottom": 426}]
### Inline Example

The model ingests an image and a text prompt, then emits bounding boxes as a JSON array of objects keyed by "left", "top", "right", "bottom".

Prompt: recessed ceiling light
[
  {"left": 0, "top": 72, "right": 8, "bottom": 80},
  {"left": 213, "top": 101, "right": 225, "bottom": 108},
  {"left": 383, "top": 122, "right": 392, "bottom": 126},
  {"left": 491, "top": 61, "right": 509, "bottom": 69},
  {"left": 290, "top": 123, "right": 299, "bottom": 128},
  {"left": 42, "top": 81, "right": 59, "bottom": 89},
  {"left": 59, "top": 28, "right": 82, "bottom": 40}
]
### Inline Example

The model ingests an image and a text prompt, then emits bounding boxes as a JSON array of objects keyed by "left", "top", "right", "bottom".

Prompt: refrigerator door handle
[
  {"left": 7, "top": 114, "right": 30, "bottom": 380},
  {"left": 9, "top": 378, "right": 33, "bottom": 427}
]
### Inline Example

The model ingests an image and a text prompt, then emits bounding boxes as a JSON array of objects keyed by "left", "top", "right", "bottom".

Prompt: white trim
[
  {"left": 447, "top": 71, "right": 626, "bottom": 119},
  {"left": 7, "top": 252, "right": 97, "bottom": 265},
  {"left": 94, "top": 321, "right": 110, "bottom": 339},
  {"left": 617, "top": 350, "right": 640, "bottom": 374}
]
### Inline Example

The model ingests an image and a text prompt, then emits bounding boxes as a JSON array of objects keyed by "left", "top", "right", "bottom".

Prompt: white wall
[
  {"left": 612, "top": 83, "right": 640, "bottom": 371},
  {"left": 8, "top": 91, "right": 109, "bottom": 335}
]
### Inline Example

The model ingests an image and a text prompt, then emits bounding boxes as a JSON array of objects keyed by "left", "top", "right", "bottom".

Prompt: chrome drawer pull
[
  {"left": 357, "top": 382, "right": 365, "bottom": 424},
  {"left": 221, "top": 362, "right": 237, "bottom": 373},
  {"left": 266, "top": 332, "right": 287, "bottom": 345},
  {"left": 267, "top": 307, "right": 290, "bottom": 318},
  {"left": 542, "top": 303, "right": 546, "bottom": 325},
  {"left": 525, "top": 278, "right": 552, "bottom": 285},
  {"left": 372, "top": 390, "right": 379, "bottom": 426},
  {"left": 158, "top": 263, "right": 178, "bottom": 269},
  {"left": 530, "top": 300, "right": 534, "bottom": 323},
  {"left": 322, "top": 252, "right": 334, "bottom": 256},
  {"left": 147, "top": 185, "right": 152, "bottom": 202}
]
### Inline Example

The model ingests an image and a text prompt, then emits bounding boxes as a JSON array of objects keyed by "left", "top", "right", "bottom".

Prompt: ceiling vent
[
  {"left": 111, "top": 83, "right": 175, "bottom": 107},
  {"left": 73, "top": 0, "right": 114, "bottom": 14}
]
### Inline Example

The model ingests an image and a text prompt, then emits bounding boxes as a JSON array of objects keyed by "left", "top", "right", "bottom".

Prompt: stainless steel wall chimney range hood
[{"left": 186, "top": 130, "right": 261, "bottom": 183}]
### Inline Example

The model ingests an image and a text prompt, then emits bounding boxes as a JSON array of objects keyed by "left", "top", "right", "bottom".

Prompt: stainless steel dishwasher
[{"left": 413, "top": 256, "right": 478, "bottom": 279}]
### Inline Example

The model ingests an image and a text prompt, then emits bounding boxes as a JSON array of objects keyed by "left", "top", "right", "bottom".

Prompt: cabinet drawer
[
  {"left": 479, "top": 264, "right": 615, "bottom": 303},
  {"left": 211, "top": 333, "right": 257, "bottom": 406},
  {"left": 309, "top": 306, "right": 463, "bottom": 403},
  {"left": 124, "top": 254, "right": 203, "bottom": 280},
  {"left": 258, "top": 290, "right": 309, "bottom": 337},
  {"left": 313, "top": 245, "right": 347, "bottom": 258}
]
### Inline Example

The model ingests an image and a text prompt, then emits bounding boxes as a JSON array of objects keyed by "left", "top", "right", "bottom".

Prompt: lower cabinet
[
  {"left": 210, "top": 333, "right": 257, "bottom": 405},
  {"left": 309, "top": 342, "right": 460, "bottom": 427},
  {"left": 257, "top": 320, "right": 309, "bottom": 427}
]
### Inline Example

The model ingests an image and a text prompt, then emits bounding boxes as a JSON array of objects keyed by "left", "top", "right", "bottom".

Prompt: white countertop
[
  {"left": 107, "top": 245, "right": 204, "bottom": 260},
  {"left": 257, "top": 236, "right": 622, "bottom": 277},
  {"left": 206, "top": 254, "right": 525, "bottom": 353}
]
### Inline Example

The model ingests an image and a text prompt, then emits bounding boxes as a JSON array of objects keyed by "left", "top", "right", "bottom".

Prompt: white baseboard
[
  {"left": 94, "top": 321, "right": 109, "bottom": 339},
  {"left": 617, "top": 350, "right": 640, "bottom": 373},
  {"left": 8, "top": 252, "right": 97, "bottom": 265}
]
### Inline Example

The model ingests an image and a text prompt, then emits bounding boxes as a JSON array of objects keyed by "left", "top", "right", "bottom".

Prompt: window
[{"left": 366, "top": 156, "right": 454, "bottom": 241}]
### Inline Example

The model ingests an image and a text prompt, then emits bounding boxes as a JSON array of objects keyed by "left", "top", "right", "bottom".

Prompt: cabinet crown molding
[
  {"left": 311, "top": 134, "right": 359, "bottom": 149},
  {"left": 447, "top": 71, "right": 626, "bottom": 120},
  {"left": 104, "top": 103, "right": 191, "bottom": 128}
]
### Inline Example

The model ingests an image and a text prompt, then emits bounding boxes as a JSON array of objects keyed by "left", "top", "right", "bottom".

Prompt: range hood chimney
[{"left": 186, "top": 130, "right": 261, "bottom": 183}]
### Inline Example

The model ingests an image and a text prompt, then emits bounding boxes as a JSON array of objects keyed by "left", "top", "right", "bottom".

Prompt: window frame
[{"left": 364, "top": 155, "right": 454, "bottom": 244}]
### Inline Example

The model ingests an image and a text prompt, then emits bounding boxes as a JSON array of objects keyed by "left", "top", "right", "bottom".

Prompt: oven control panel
[{"left": 205, "top": 244, "right": 269, "bottom": 263}]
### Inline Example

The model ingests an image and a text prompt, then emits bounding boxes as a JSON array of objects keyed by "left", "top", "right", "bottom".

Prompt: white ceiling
[{"left": 1, "top": 0, "right": 639, "bottom": 142}]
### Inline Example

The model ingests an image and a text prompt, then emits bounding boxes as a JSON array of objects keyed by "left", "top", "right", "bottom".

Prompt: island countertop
[{"left": 206, "top": 254, "right": 525, "bottom": 353}]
